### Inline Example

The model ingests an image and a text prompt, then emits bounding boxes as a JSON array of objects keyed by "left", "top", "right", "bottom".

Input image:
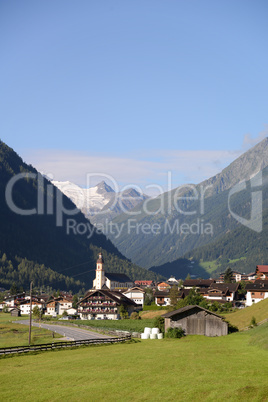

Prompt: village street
[{"left": 16, "top": 320, "right": 111, "bottom": 341}]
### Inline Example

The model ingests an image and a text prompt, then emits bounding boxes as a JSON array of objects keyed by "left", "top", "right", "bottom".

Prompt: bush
[
  {"left": 2, "top": 304, "right": 9, "bottom": 313},
  {"left": 130, "top": 312, "right": 140, "bottom": 320},
  {"left": 166, "top": 327, "right": 185, "bottom": 338},
  {"left": 209, "top": 301, "right": 222, "bottom": 312},
  {"left": 119, "top": 304, "right": 129, "bottom": 319},
  {"left": 153, "top": 316, "right": 165, "bottom": 333},
  {"left": 223, "top": 302, "right": 233, "bottom": 311},
  {"left": 250, "top": 316, "right": 257, "bottom": 327}
]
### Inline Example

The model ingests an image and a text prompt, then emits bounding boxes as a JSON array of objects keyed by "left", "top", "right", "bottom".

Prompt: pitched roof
[
  {"left": 78, "top": 289, "right": 137, "bottom": 307},
  {"left": 207, "top": 283, "right": 239, "bottom": 292},
  {"left": 134, "top": 280, "right": 153, "bottom": 285},
  {"left": 245, "top": 280, "right": 268, "bottom": 291},
  {"left": 183, "top": 279, "right": 215, "bottom": 288},
  {"left": 256, "top": 265, "right": 268, "bottom": 273},
  {"left": 162, "top": 305, "right": 223, "bottom": 319},
  {"left": 154, "top": 291, "right": 170, "bottom": 297},
  {"left": 105, "top": 273, "right": 133, "bottom": 283},
  {"left": 123, "top": 287, "right": 145, "bottom": 294}
]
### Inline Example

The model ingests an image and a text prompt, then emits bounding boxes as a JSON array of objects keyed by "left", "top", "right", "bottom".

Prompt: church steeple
[
  {"left": 94, "top": 251, "right": 105, "bottom": 289},
  {"left": 97, "top": 252, "right": 104, "bottom": 265}
]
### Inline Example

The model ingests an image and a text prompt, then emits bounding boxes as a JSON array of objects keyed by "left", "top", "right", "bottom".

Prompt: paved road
[{"left": 16, "top": 320, "right": 110, "bottom": 341}]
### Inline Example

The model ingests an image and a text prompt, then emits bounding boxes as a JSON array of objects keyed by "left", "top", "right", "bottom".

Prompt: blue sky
[{"left": 1, "top": 0, "right": 268, "bottom": 193}]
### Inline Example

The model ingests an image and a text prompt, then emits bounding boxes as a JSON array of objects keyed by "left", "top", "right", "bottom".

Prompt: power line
[{"left": 55, "top": 260, "right": 93, "bottom": 274}]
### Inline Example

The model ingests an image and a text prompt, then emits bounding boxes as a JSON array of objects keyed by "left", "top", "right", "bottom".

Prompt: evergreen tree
[
  {"left": 119, "top": 304, "right": 128, "bottom": 319},
  {"left": 72, "top": 294, "right": 79, "bottom": 309},
  {"left": 10, "top": 282, "right": 18, "bottom": 295},
  {"left": 169, "top": 285, "right": 179, "bottom": 307},
  {"left": 224, "top": 267, "right": 233, "bottom": 283}
]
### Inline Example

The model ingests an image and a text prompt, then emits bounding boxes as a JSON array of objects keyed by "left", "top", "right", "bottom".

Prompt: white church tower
[{"left": 93, "top": 252, "right": 106, "bottom": 289}]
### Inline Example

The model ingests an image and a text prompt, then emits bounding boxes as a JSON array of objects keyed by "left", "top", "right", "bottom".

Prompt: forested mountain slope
[
  {"left": 0, "top": 140, "right": 162, "bottom": 290},
  {"left": 109, "top": 138, "right": 268, "bottom": 268}
]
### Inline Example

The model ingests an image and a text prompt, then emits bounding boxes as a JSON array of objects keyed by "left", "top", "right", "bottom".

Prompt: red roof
[
  {"left": 135, "top": 280, "right": 153, "bottom": 285},
  {"left": 256, "top": 265, "right": 268, "bottom": 273}
]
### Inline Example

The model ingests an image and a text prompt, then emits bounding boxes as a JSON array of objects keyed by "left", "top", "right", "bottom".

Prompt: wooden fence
[{"left": 0, "top": 335, "right": 131, "bottom": 356}]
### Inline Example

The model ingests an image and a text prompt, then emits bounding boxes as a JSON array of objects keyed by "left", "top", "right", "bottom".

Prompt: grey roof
[
  {"left": 183, "top": 279, "right": 215, "bottom": 288},
  {"left": 154, "top": 291, "right": 170, "bottom": 297},
  {"left": 245, "top": 281, "right": 268, "bottom": 291},
  {"left": 207, "top": 283, "right": 240, "bottom": 292},
  {"left": 105, "top": 272, "right": 133, "bottom": 283},
  {"left": 162, "top": 305, "right": 223, "bottom": 319},
  {"left": 78, "top": 289, "right": 137, "bottom": 307}
]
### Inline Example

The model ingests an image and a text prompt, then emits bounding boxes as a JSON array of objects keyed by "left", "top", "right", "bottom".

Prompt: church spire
[{"left": 93, "top": 250, "right": 105, "bottom": 289}]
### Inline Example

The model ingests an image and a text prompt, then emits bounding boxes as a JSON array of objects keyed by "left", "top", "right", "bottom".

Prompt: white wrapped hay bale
[
  {"left": 141, "top": 333, "right": 150, "bottom": 339},
  {"left": 144, "top": 327, "right": 152, "bottom": 335},
  {"left": 157, "top": 333, "right": 163, "bottom": 339},
  {"left": 150, "top": 333, "right": 157, "bottom": 339},
  {"left": 152, "top": 327, "right": 160, "bottom": 335}
]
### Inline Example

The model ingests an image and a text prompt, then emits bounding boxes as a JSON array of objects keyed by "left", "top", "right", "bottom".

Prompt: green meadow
[
  {"left": 0, "top": 314, "right": 61, "bottom": 347},
  {"left": 224, "top": 297, "right": 268, "bottom": 330},
  {"left": 1, "top": 324, "right": 268, "bottom": 401}
]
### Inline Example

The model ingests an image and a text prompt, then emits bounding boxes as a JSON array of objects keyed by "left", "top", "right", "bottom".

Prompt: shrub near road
[{"left": 1, "top": 326, "right": 268, "bottom": 401}]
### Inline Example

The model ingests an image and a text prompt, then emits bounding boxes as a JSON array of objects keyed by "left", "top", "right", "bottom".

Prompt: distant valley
[{"left": 1, "top": 137, "right": 268, "bottom": 289}]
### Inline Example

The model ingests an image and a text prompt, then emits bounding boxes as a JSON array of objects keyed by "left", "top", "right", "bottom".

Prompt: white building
[
  {"left": 93, "top": 253, "right": 133, "bottom": 291},
  {"left": 19, "top": 300, "right": 44, "bottom": 315},
  {"left": 123, "top": 287, "right": 145, "bottom": 307},
  {"left": 245, "top": 281, "right": 268, "bottom": 306},
  {"left": 45, "top": 297, "right": 73, "bottom": 316},
  {"left": 154, "top": 291, "right": 171, "bottom": 306}
]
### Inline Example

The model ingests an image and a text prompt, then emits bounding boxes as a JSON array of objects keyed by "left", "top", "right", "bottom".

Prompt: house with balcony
[
  {"left": 202, "top": 283, "right": 241, "bottom": 304},
  {"left": 255, "top": 265, "right": 268, "bottom": 279},
  {"left": 19, "top": 299, "right": 44, "bottom": 315},
  {"left": 77, "top": 289, "right": 137, "bottom": 320},
  {"left": 45, "top": 296, "right": 73, "bottom": 316},
  {"left": 154, "top": 291, "right": 171, "bottom": 306}
]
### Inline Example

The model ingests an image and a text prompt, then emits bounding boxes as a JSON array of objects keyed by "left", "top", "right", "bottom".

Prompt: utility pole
[{"left": 28, "top": 281, "right": 33, "bottom": 345}]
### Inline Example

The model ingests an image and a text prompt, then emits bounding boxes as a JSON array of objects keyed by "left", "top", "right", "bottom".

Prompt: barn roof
[{"left": 162, "top": 305, "right": 223, "bottom": 319}]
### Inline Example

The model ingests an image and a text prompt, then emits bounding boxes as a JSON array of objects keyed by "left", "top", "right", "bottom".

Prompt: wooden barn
[
  {"left": 10, "top": 307, "right": 21, "bottom": 317},
  {"left": 163, "top": 305, "right": 228, "bottom": 337}
]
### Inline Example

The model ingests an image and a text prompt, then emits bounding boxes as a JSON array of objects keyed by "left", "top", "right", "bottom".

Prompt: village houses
[{"left": 77, "top": 253, "right": 137, "bottom": 319}]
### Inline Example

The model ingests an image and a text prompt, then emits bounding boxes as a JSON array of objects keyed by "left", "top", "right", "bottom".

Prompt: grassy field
[
  {"left": 1, "top": 324, "right": 268, "bottom": 401},
  {"left": 198, "top": 257, "right": 246, "bottom": 274},
  {"left": 224, "top": 298, "right": 268, "bottom": 330},
  {"left": 0, "top": 314, "right": 61, "bottom": 347},
  {"left": 139, "top": 310, "right": 165, "bottom": 319},
  {"left": 198, "top": 259, "right": 219, "bottom": 273},
  {"left": 67, "top": 317, "right": 155, "bottom": 333}
]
